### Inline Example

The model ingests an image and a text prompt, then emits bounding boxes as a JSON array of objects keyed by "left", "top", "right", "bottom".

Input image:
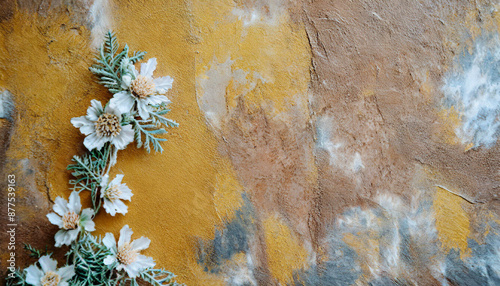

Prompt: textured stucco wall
[{"left": 1, "top": 0, "right": 500, "bottom": 285}]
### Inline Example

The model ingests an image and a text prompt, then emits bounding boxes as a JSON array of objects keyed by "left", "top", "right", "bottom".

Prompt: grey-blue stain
[
  {"left": 445, "top": 249, "right": 489, "bottom": 286},
  {"left": 0, "top": 89, "right": 14, "bottom": 121},
  {"left": 444, "top": 221, "right": 500, "bottom": 286},
  {"left": 196, "top": 193, "right": 256, "bottom": 274},
  {"left": 442, "top": 32, "right": 500, "bottom": 148},
  {"left": 368, "top": 276, "right": 408, "bottom": 286},
  {"left": 293, "top": 242, "right": 361, "bottom": 286},
  {"left": 397, "top": 220, "right": 412, "bottom": 265}
]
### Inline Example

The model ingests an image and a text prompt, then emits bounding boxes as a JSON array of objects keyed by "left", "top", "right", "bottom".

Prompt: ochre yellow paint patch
[
  {"left": 437, "top": 106, "right": 461, "bottom": 145},
  {"left": 434, "top": 186, "right": 471, "bottom": 257},
  {"left": 263, "top": 215, "right": 309, "bottom": 284},
  {"left": 193, "top": 0, "right": 311, "bottom": 118},
  {"left": 213, "top": 160, "right": 244, "bottom": 222}
]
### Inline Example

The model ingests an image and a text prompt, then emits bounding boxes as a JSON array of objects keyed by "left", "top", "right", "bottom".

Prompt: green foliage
[
  {"left": 67, "top": 234, "right": 114, "bottom": 285},
  {"left": 129, "top": 103, "right": 179, "bottom": 153},
  {"left": 90, "top": 31, "right": 146, "bottom": 93},
  {"left": 139, "top": 269, "right": 181, "bottom": 286},
  {"left": 67, "top": 145, "right": 110, "bottom": 211},
  {"left": 23, "top": 244, "right": 50, "bottom": 259},
  {"left": 132, "top": 118, "right": 168, "bottom": 153}
]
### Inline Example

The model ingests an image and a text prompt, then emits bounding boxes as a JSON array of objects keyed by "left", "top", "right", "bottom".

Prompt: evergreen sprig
[
  {"left": 89, "top": 31, "right": 146, "bottom": 93},
  {"left": 66, "top": 234, "right": 114, "bottom": 285},
  {"left": 127, "top": 103, "right": 179, "bottom": 153},
  {"left": 23, "top": 244, "right": 50, "bottom": 259},
  {"left": 67, "top": 145, "right": 110, "bottom": 210}
]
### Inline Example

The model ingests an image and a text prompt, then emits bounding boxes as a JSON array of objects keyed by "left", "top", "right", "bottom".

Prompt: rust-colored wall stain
[{"left": 1, "top": 0, "right": 500, "bottom": 285}]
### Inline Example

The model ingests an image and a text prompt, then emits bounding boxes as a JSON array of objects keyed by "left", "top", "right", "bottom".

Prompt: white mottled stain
[
  {"left": 225, "top": 253, "right": 258, "bottom": 286},
  {"left": 316, "top": 116, "right": 342, "bottom": 166},
  {"left": 316, "top": 116, "right": 366, "bottom": 175},
  {"left": 352, "top": 152, "right": 364, "bottom": 173},
  {"left": 332, "top": 192, "right": 443, "bottom": 281},
  {"left": 87, "top": 0, "right": 113, "bottom": 48},
  {"left": 0, "top": 89, "right": 13, "bottom": 120},
  {"left": 232, "top": 0, "right": 286, "bottom": 26},
  {"left": 196, "top": 57, "right": 267, "bottom": 131},
  {"left": 197, "top": 58, "right": 233, "bottom": 130},
  {"left": 442, "top": 34, "right": 500, "bottom": 148}
]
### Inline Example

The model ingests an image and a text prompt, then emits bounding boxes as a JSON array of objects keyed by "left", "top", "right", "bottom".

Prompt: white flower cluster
[
  {"left": 71, "top": 57, "right": 173, "bottom": 152},
  {"left": 14, "top": 32, "right": 179, "bottom": 286}
]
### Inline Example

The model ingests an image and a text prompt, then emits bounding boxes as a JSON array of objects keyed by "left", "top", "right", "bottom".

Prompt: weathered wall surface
[{"left": 1, "top": 0, "right": 499, "bottom": 285}]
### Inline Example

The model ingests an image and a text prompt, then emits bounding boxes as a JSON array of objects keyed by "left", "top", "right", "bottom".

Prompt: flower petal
[
  {"left": 83, "top": 220, "right": 95, "bottom": 232},
  {"left": 46, "top": 213, "right": 63, "bottom": 228},
  {"left": 118, "top": 184, "right": 133, "bottom": 201},
  {"left": 80, "top": 209, "right": 95, "bottom": 232},
  {"left": 118, "top": 225, "right": 133, "bottom": 247},
  {"left": 121, "top": 74, "right": 133, "bottom": 89},
  {"left": 83, "top": 132, "right": 109, "bottom": 151},
  {"left": 39, "top": 255, "right": 57, "bottom": 273},
  {"left": 25, "top": 265, "right": 43, "bottom": 286},
  {"left": 53, "top": 197, "right": 69, "bottom": 216},
  {"left": 104, "top": 255, "right": 117, "bottom": 266},
  {"left": 137, "top": 100, "right": 151, "bottom": 120},
  {"left": 71, "top": 116, "right": 95, "bottom": 135},
  {"left": 55, "top": 229, "right": 79, "bottom": 247},
  {"left": 123, "top": 264, "right": 141, "bottom": 278},
  {"left": 103, "top": 199, "right": 117, "bottom": 216},
  {"left": 131, "top": 237, "right": 151, "bottom": 251},
  {"left": 54, "top": 230, "right": 68, "bottom": 247},
  {"left": 57, "top": 265, "right": 75, "bottom": 281},
  {"left": 100, "top": 174, "right": 110, "bottom": 189},
  {"left": 109, "top": 146, "right": 118, "bottom": 167},
  {"left": 140, "top": 58, "right": 157, "bottom": 78},
  {"left": 87, "top": 100, "right": 104, "bottom": 121},
  {"left": 103, "top": 233, "right": 116, "bottom": 250},
  {"left": 154, "top": 76, "right": 173, "bottom": 94},
  {"left": 111, "top": 124, "right": 134, "bottom": 150},
  {"left": 67, "top": 229, "right": 80, "bottom": 243},
  {"left": 68, "top": 191, "right": 82, "bottom": 214},
  {"left": 146, "top": 95, "right": 171, "bottom": 106},
  {"left": 80, "top": 208, "right": 94, "bottom": 220},
  {"left": 111, "top": 174, "right": 124, "bottom": 185},
  {"left": 124, "top": 254, "right": 155, "bottom": 277},
  {"left": 113, "top": 199, "right": 128, "bottom": 215},
  {"left": 110, "top": 91, "right": 136, "bottom": 115}
]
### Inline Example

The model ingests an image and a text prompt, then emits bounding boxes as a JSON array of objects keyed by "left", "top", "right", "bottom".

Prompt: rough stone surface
[{"left": 1, "top": 0, "right": 499, "bottom": 285}]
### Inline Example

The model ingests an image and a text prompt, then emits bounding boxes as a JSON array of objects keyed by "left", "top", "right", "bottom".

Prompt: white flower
[
  {"left": 25, "top": 255, "right": 74, "bottom": 286},
  {"left": 46, "top": 191, "right": 95, "bottom": 247},
  {"left": 71, "top": 100, "right": 134, "bottom": 151},
  {"left": 103, "top": 225, "right": 155, "bottom": 278},
  {"left": 110, "top": 58, "right": 173, "bottom": 120},
  {"left": 100, "top": 174, "right": 133, "bottom": 216}
]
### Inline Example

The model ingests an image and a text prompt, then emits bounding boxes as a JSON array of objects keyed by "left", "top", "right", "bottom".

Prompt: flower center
[
  {"left": 41, "top": 271, "right": 61, "bottom": 286},
  {"left": 117, "top": 243, "right": 138, "bottom": 265},
  {"left": 104, "top": 185, "right": 122, "bottom": 201},
  {"left": 95, "top": 113, "right": 121, "bottom": 137},
  {"left": 130, "top": 75, "right": 155, "bottom": 99},
  {"left": 62, "top": 211, "right": 79, "bottom": 230}
]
